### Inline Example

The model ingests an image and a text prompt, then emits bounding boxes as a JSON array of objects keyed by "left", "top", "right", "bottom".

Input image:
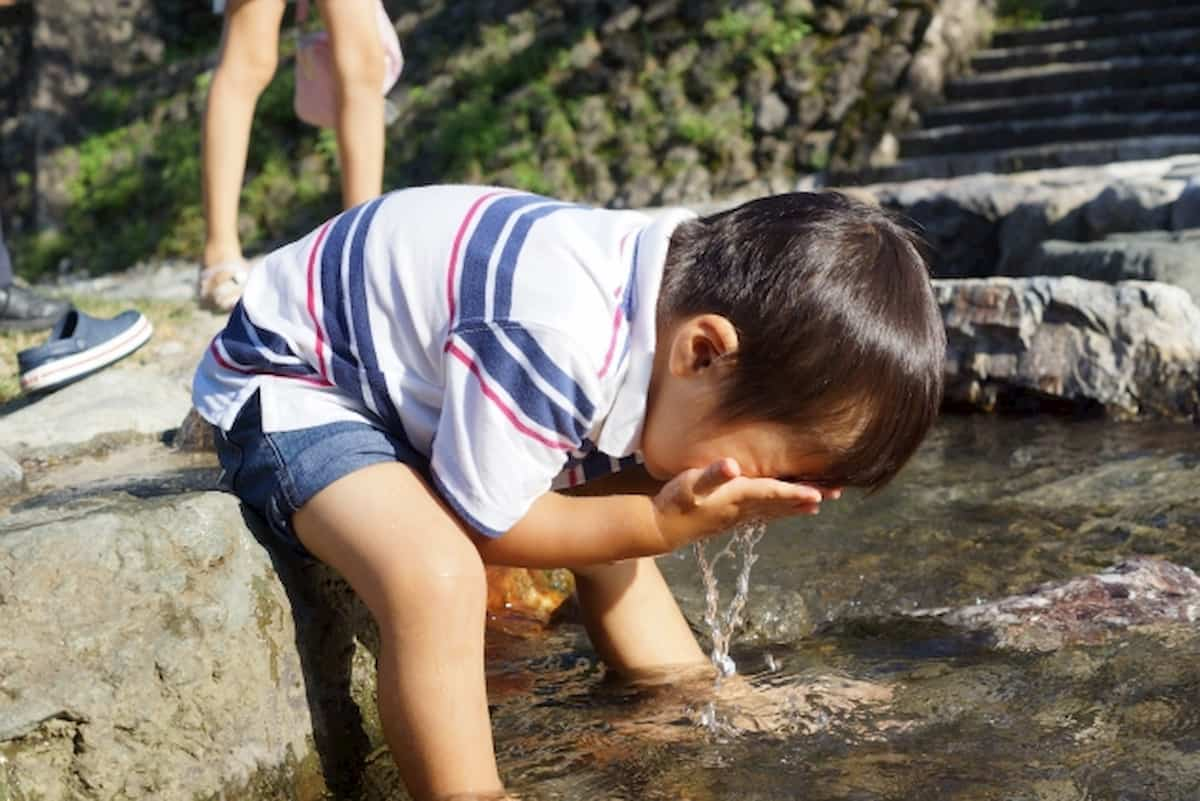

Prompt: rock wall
[
  {"left": 869, "top": 156, "right": 1200, "bottom": 289},
  {"left": 858, "top": 156, "right": 1200, "bottom": 419},
  {"left": 0, "top": 0, "right": 995, "bottom": 274}
]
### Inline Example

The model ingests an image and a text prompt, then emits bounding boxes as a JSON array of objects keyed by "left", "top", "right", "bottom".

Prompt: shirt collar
[{"left": 594, "top": 207, "right": 697, "bottom": 457}]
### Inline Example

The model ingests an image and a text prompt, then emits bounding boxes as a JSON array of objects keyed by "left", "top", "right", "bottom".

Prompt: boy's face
[
  {"left": 642, "top": 413, "right": 834, "bottom": 484},
  {"left": 640, "top": 313, "right": 834, "bottom": 483}
]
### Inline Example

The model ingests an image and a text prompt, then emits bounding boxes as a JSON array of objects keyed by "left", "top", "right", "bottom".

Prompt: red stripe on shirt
[
  {"left": 445, "top": 341, "right": 573, "bottom": 451},
  {"left": 597, "top": 230, "right": 635, "bottom": 378},
  {"left": 446, "top": 189, "right": 513, "bottom": 327},
  {"left": 306, "top": 220, "right": 334, "bottom": 384}
]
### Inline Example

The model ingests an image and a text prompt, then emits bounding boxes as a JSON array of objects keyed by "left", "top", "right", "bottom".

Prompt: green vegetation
[
  {"left": 8, "top": 0, "right": 892, "bottom": 279},
  {"left": 996, "top": 0, "right": 1047, "bottom": 29},
  {"left": 703, "top": 7, "right": 811, "bottom": 60},
  {"left": 16, "top": 67, "right": 338, "bottom": 278}
]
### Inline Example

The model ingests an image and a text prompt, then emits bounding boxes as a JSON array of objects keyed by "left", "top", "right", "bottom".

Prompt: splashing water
[{"left": 692, "top": 522, "right": 767, "bottom": 735}]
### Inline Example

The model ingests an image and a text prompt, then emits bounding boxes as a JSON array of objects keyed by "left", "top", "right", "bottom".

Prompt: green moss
[
  {"left": 996, "top": 0, "right": 1047, "bottom": 29},
  {"left": 702, "top": 6, "right": 811, "bottom": 61}
]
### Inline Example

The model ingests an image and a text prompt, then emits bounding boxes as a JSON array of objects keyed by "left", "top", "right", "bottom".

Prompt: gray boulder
[
  {"left": 866, "top": 157, "right": 1197, "bottom": 280},
  {"left": 937, "top": 276, "right": 1200, "bottom": 420},
  {"left": 0, "top": 490, "right": 382, "bottom": 801}
]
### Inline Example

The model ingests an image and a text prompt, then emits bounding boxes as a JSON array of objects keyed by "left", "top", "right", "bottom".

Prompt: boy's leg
[
  {"left": 574, "top": 558, "right": 710, "bottom": 677},
  {"left": 562, "top": 467, "right": 711, "bottom": 677},
  {"left": 201, "top": 0, "right": 285, "bottom": 268},
  {"left": 316, "top": 0, "right": 385, "bottom": 208},
  {"left": 292, "top": 462, "right": 505, "bottom": 801}
]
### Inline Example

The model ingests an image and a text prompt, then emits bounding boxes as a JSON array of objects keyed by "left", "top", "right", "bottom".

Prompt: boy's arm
[{"left": 469, "top": 458, "right": 825, "bottom": 568}]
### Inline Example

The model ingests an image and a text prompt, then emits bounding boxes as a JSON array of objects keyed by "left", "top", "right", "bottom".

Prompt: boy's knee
[{"left": 373, "top": 541, "right": 487, "bottom": 619}]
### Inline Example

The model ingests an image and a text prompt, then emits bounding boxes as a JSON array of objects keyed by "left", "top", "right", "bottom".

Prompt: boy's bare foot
[{"left": 612, "top": 668, "right": 894, "bottom": 741}]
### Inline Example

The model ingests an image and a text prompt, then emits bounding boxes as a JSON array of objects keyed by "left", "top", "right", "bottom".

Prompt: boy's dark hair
[{"left": 658, "top": 191, "right": 945, "bottom": 492}]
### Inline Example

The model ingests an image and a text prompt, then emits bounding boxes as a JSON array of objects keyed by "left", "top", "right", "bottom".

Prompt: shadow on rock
[
  {"left": 11, "top": 466, "right": 222, "bottom": 511},
  {"left": 239, "top": 506, "right": 392, "bottom": 799}
]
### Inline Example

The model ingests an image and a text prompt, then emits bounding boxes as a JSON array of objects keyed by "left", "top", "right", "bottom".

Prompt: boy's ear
[{"left": 668, "top": 314, "right": 739, "bottom": 375}]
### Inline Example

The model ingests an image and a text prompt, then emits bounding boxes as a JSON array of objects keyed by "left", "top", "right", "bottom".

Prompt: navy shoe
[{"left": 17, "top": 308, "right": 153, "bottom": 393}]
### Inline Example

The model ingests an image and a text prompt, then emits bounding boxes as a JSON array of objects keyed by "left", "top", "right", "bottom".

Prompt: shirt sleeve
[{"left": 430, "top": 321, "right": 604, "bottom": 537}]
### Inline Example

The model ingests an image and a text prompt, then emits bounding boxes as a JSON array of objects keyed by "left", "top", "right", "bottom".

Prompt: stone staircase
[{"left": 836, "top": 0, "right": 1200, "bottom": 184}]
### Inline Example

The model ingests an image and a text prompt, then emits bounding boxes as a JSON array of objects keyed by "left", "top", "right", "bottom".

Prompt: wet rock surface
[{"left": 916, "top": 557, "right": 1200, "bottom": 651}]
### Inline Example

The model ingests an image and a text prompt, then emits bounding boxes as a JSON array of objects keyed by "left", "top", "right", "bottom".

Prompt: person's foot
[
  {"left": 197, "top": 258, "right": 250, "bottom": 313},
  {"left": 0, "top": 284, "right": 70, "bottom": 332}
]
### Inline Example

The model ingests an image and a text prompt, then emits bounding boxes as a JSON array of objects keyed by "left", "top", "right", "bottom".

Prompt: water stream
[
  {"left": 692, "top": 521, "right": 766, "bottom": 736},
  {"left": 333, "top": 415, "right": 1200, "bottom": 800}
]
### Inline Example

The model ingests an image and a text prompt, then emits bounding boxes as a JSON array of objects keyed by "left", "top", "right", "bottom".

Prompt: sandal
[{"left": 197, "top": 258, "right": 250, "bottom": 313}]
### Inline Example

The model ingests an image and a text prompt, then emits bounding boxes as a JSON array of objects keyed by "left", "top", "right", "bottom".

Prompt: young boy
[{"left": 192, "top": 185, "right": 945, "bottom": 801}]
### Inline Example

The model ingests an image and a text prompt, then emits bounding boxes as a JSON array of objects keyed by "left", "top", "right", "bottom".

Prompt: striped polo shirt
[{"left": 192, "top": 185, "right": 696, "bottom": 537}]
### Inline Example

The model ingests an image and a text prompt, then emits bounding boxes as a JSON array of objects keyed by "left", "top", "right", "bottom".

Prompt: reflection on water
[{"left": 371, "top": 417, "right": 1200, "bottom": 801}]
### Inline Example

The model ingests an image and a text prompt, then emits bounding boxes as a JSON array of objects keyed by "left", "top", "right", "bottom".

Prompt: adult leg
[
  {"left": 0, "top": 216, "right": 69, "bottom": 331},
  {"left": 292, "top": 462, "right": 506, "bottom": 801},
  {"left": 317, "top": 0, "right": 385, "bottom": 208},
  {"left": 0, "top": 215, "right": 13, "bottom": 289},
  {"left": 201, "top": 0, "right": 286, "bottom": 269}
]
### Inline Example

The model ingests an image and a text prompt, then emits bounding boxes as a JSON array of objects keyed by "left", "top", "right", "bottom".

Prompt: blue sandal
[{"left": 17, "top": 308, "right": 153, "bottom": 393}]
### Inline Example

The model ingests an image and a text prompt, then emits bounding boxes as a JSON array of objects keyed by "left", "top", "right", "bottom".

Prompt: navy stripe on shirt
[
  {"left": 457, "top": 193, "right": 548, "bottom": 322},
  {"left": 497, "top": 325, "right": 596, "bottom": 423},
  {"left": 491, "top": 201, "right": 579, "bottom": 319},
  {"left": 456, "top": 325, "right": 591, "bottom": 443},
  {"left": 219, "top": 303, "right": 318, "bottom": 379},
  {"left": 321, "top": 204, "right": 363, "bottom": 395},
  {"left": 346, "top": 196, "right": 405, "bottom": 432}
]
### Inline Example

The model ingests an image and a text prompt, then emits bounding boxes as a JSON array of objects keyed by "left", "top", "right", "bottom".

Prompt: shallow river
[{"left": 452, "top": 415, "right": 1200, "bottom": 801}]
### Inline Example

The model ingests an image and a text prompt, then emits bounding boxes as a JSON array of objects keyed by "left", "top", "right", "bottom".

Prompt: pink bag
[{"left": 293, "top": 0, "right": 403, "bottom": 128}]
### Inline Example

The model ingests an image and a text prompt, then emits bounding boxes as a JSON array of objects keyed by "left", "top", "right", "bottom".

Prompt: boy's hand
[{"left": 652, "top": 458, "right": 828, "bottom": 551}]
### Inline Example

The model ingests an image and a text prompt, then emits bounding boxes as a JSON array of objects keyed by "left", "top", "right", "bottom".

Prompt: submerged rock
[
  {"left": 485, "top": 566, "right": 575, "bottom": 628},
  {"left": 917, "top": 558, "right": 1200, "bottom": 652}
]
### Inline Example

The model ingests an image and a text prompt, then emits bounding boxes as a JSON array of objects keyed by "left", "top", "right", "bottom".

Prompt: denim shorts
[{"left": 214, "top": 391, "right": 429, "bottom": 559}]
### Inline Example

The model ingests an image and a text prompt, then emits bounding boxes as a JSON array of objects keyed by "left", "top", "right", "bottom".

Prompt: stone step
[
  {"left": 991, "top": 6, "right": 1200, "bottom": 48},
  {"left": 901, "top": 110, "right": 1200, "bottom": 159},
  {"left": 830, "top": 135, "right": 1200, "bottom": 185},
  {"left": 946, "top": 54, "right": 1200, "bottom": 102},
  {"left": 925, "top": 82, "right": 1200, "bottom": 128},
  {"left": 1042, "top": 0, "right": 1195, "bottom": 19},
  {"left": 972, "top": 28, "right": 1200, "bottom": 73}
]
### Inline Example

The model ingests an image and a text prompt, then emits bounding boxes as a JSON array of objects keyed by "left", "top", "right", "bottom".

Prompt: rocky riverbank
[{"left": 3, "top": 162, "right": 1200, "bottom": 798}]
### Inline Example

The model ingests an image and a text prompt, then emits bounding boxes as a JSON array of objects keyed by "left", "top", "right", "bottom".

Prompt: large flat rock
[
  {"left": 0, "top": 489, "right": 381, "bottom": 801},
  {"left": 0, "top": 365, "right": 193, "bottom": 459}
]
